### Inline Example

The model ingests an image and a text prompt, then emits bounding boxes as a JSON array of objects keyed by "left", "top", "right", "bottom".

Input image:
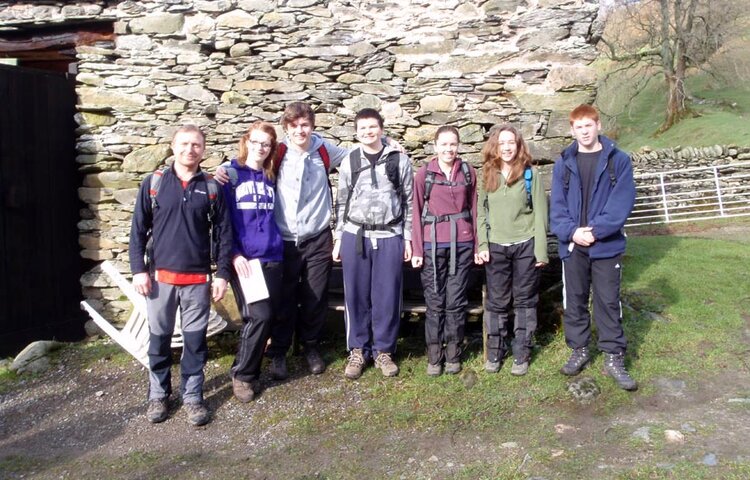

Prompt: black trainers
[
  {"left": 146, "top": 398, "right": 168, "bottom": 423},
  {"left": 185, "top": 401, "right": 209, "bottom": 426},
  {"left": 560, "top": 347, "right": 590, "bottom": 376},
  {"left": 305, "top": 347, "right": 326, "bottom": 375},
  {"left": 269, "top": 355, "right": 288, "bottom": 380},
  {"left": 603, "top": 352, "right": 638, "bottom": 391}
]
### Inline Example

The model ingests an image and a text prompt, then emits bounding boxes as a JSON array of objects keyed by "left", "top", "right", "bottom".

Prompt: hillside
[{"left": 594, "top": 7, "right": 750, "bottom": 152}]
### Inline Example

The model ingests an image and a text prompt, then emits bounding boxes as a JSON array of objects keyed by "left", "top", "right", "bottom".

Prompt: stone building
[{"left": 0, "top": 0, "right": 602, "bottom": 322}]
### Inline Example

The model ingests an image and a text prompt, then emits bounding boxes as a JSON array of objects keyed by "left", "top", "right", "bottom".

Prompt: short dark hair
[
  {"left": 281, "top": 102, "right": 315, "bottom": 129},
  {"left": 354, "top": 108, "right": 384, "bottom": 129},
  {"left": 434, "top": 125, "right": 460, "bottom": 143}
]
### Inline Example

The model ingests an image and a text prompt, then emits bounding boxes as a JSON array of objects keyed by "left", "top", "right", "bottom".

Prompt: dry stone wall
[{"left": 0, "top": 0, "right": 603, "bottom": 320}]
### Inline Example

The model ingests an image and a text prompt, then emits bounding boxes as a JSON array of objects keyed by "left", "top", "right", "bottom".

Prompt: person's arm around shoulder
[
  {"left": 531, "top": 166, "right": 549, "bottom": 266},
  {"left": 130, "top": 177, "right": 154, "bottom": 296},
  {"left": 589, "top": 150, "right": 636, "bottom": 241}
]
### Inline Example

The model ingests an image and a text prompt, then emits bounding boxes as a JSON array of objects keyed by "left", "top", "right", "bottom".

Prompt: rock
[
  {"left": 632, "top": 427, "right": 651, "bottom": 442},
  {"left": 11, "top": 340, "right": 64, "bottom": 374},
  {"left": 122, "top": 144, "right": 171, "bottom": 173},
  {"left": 78, "top": 88, "right": 148, "bottom": 110},
  {"left": 545, "top": 65, "right": 598, "bottom": 91},
  {"left": 238, "top": 0, "right": 277, "bottom": 12},
  {"left": 420, "top": 94, "right": 457, "bottom": 113},
  {"left": 217, "top": 9, "right": 259, "bottom": 29},
  {"left": 567, "top": 376, "right": 600, "bottom": 404},
  {"left": 221, "top": 91, "right": 252, "bottom": 105},
  {"left": 501, "top": 442, "right": 518, "bottom": 449},
  {"left": 167, "top": 85, "right": 218, "bottom": 103},
  {"left": 229, "top": 43, "right": 252, "bottom": 57},
  {"left": 459, "top": 368, "right": 477, "bottom": 389},
  {"left": 727, "top": 397, "right": 750, "bottom": 404},
  {"left": 702, "top": 453, "right": 718, "bottom": 466},
  {"left": 129, "top": 13, "right": 184, "bottom": 35},
  {"left": 654, "top": 377, "right": 687, "bottom": 397},
  {"left": 76, "top": 112, "right": 116, "bottom": 127},
  {"left": 554, "top": 424, "right": 576, "bottom": 434},
  {"left": 664, "top": 430, "right": 684, "bottom": 443},
  {"left": 681, "top": 423, "right": 697, "bottom": 433},
  {"left": 343, "top": 94, "right": 382, "bottom": 111}
]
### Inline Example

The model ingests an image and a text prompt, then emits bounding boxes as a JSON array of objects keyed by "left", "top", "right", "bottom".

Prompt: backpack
[
  {"left": 147, "top": 166, "right": 220, "bottom": 265},
  {"left": 342, "top": 148, "right": 404, "bottom": 227},
  {"left": 420, "top": 161, "right": 473, "bottom": 284}
]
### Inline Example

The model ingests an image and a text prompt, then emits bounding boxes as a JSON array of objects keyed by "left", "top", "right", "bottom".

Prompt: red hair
[
  {"left": 237, "top": 121, "right": 278, "bottom": 181},
  {"left": 569, "top": 104, "right": 600, "bottom": 125}
]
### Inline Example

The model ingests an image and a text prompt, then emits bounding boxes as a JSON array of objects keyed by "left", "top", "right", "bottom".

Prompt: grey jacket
[
  {"left": 274, "top": 133, "right": 349, "bottom": 244},
  {"left": 334, "top": 145, "right": 413, "bottom": 241}
]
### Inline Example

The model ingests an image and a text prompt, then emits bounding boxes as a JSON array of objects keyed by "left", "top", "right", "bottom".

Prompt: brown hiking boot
[
  {"left": 374, "top": 352, "right": 399, "bottom": 377},
  {"left": 146, "top": 398, "right": 168, "bottom": 424},
  {"left": 344, "top": 348, "right": 365, "bottom": 380},
  {"left": 232, "top": 377, "right": 256, "bottom": 403},
  {"left": 184, "top": 402, "right": 209, "bottom": 427}
]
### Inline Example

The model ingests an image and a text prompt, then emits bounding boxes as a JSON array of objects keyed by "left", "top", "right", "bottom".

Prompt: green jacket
[{"left": 477, "top": 166, "right": 549, "bottom": 264}]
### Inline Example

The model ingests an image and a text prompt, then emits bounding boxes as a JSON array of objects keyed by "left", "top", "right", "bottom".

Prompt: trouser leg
[
  {"left": 510, "top": 239, "right": 540, "bottom": 361},
  {"left": 562, "top": 247, "right": 593, "bottom": 350},
  {"left": 146, "top": 280, "right": 178, "bottom": 401},
  {"left": 444, "top": 246, "right": 473, "bottom": 363},
  {"left": 268, "top": 240, "right": 303, "bottom": 357},
  {"left": 370, "top": 235, "right": 404, "bottom": 356},
  {"left": 484, "top": 243, "right": 513, "bottom": 361},
  {"left": 342, "top": 231, "right": 373, "bottom": 355},
  {"left": 591, "top": 255, "right": 627, "bottom": 354},
  {"left": 177, "top": 282, "right": 211, "bottom": 404},
  {"left": 421, "top": 247, "right": 447, "bottom": 365},
  {"left": 297, "top": 229, "right": 333, "bottom": 349},
  {"left": 230, "top": 262, "right": 282, "bottom": 382}
]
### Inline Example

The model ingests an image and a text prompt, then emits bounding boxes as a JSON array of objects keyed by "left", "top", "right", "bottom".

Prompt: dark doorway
[{"left": 0, "top": 64, "right": 85, "bottom": 355}]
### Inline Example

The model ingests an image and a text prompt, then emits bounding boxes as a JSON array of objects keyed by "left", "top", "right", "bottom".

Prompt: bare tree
[{"left": 598, "top": 0, "right": 746, "bottom": 133}]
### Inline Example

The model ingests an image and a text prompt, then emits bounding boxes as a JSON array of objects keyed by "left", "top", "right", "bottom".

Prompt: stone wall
[{"left": 0, "top": 0, "right": 603, "bottom": 320}]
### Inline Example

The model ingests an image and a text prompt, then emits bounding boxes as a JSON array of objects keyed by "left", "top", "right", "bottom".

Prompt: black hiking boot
[
  {"left": 269, "top": 355, "right": 288, "bottom": 380},
  {"left": 560, "top": 347, "right": 591, "bottom": 376},
  {"left": 603, "top": 352, "right": 638, "bottom": 391}
]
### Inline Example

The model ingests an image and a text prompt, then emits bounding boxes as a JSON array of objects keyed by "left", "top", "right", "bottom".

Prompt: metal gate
[{"left": 0, "top": 64, "right": 85, "bottom": 355}]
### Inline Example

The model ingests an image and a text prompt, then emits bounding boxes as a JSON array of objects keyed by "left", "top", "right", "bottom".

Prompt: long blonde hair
[
  {"left": 481, "top": 125, "right": 532, "bottom": 193},
  {"left": 236, "top": 121, "right": 278, "bottom": 181}
]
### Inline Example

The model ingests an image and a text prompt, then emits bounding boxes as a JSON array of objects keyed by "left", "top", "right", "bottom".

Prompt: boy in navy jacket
[{"left": 550, "top": 105, "right": 638, "bottom": 391}]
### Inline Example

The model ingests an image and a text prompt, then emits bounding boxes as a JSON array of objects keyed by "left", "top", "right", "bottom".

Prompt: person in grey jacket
[{"left": 332, "top": 108, "right": 413, "bottom": 379}]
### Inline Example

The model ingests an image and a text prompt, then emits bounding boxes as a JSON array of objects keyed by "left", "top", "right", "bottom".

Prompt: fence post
[
  {"left": 713, "top": 166, "right": 725, "bottom": 216},
  {"left": 659, "top": 172, "right": 670, "bottom": 223}
]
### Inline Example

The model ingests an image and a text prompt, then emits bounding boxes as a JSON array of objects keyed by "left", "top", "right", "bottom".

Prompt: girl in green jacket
[{"left": 477, "top": 125, "right": 548, "bottom": 376}]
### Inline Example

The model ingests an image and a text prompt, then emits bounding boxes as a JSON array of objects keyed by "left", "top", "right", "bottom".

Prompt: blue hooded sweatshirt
[
  {"left": 223, "top": 159, "right": 283, "bottom": 262},
  {"left": 550, "top": 135, "right": 636, "bottom": 260}
]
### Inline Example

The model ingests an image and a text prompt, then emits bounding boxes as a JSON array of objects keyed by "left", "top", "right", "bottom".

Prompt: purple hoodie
[{"left": 223, "top": 159, "right": 283, "bottom": 263}]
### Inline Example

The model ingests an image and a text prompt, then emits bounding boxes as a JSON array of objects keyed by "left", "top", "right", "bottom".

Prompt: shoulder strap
[
  {"left": 384, "top": 150, "right": 401, "bottom": 193},
  {"left": 606, "top": 156, "right": 616, "bottom": 186},
  {"left": 524, "top": 166, "right": 533, "bottom": 209},
  {"left": 148, "top": 166, "right": 171, "bottom": 210},
  {"left": 273, "top": 143, "right": 287, "bottom": 174},
  {"left": 318, "top": 145, "right": 330, "bottom": 172}
]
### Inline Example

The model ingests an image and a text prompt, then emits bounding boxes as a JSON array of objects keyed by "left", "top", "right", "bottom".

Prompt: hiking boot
[
  {"left": 484, "top": 359, "right": 502, "bottom": 373},
  {"left": 510, "top": 358, "right": 529, "bottom": 376},
  {"left": 426, "top": 363, "right": 443, "bottom": 377},
  {"left": 146, "top": 398, "right": 168, "bottom": 424},
  {"left": 560, "top": 347, "right": 590, "bottom": 376},
  {"left": 305, "top": 347, "right": 326, "bottom": 375},
  {"left": 374, "top": 352, "right": 399, "bottom": 377},
  {"left": 184, "top": 401, "right": 209, "bottom": 427},
  {"left": 344, "top": 348, "right": 365, "bottom": 380},
  {"left": 444, "top": 362, "right": 462, "bottom": 375},
  {"left": 232, "top": 377, "right": 255, "bottom": 403},
  {"left": 603, "top": 352, "right": 638, "bottom": 391},
  {"left": 269, "top": 355, "right": 288, "bottom": 380}
]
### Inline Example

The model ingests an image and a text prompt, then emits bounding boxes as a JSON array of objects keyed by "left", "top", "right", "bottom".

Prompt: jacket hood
[{"left": 281, "top": 132, "right": 325, "bottom": 156}]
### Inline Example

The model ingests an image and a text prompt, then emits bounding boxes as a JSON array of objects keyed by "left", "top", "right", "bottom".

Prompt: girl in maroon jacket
[{"left": 411, "top": 126, "right": 478, "bottom": 376}]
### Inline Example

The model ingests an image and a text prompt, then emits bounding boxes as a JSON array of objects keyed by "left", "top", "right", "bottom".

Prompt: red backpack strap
[
  {"left": 318, "top": 144, "right": 330, "bottom": 172},
  {"left": 273, "top": 143, "right": 287, "bottom": 174}
]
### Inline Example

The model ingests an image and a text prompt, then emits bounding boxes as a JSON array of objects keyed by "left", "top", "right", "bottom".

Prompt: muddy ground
[{"left": 1, "top": 221, "right": 749, "bottom": 479}]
